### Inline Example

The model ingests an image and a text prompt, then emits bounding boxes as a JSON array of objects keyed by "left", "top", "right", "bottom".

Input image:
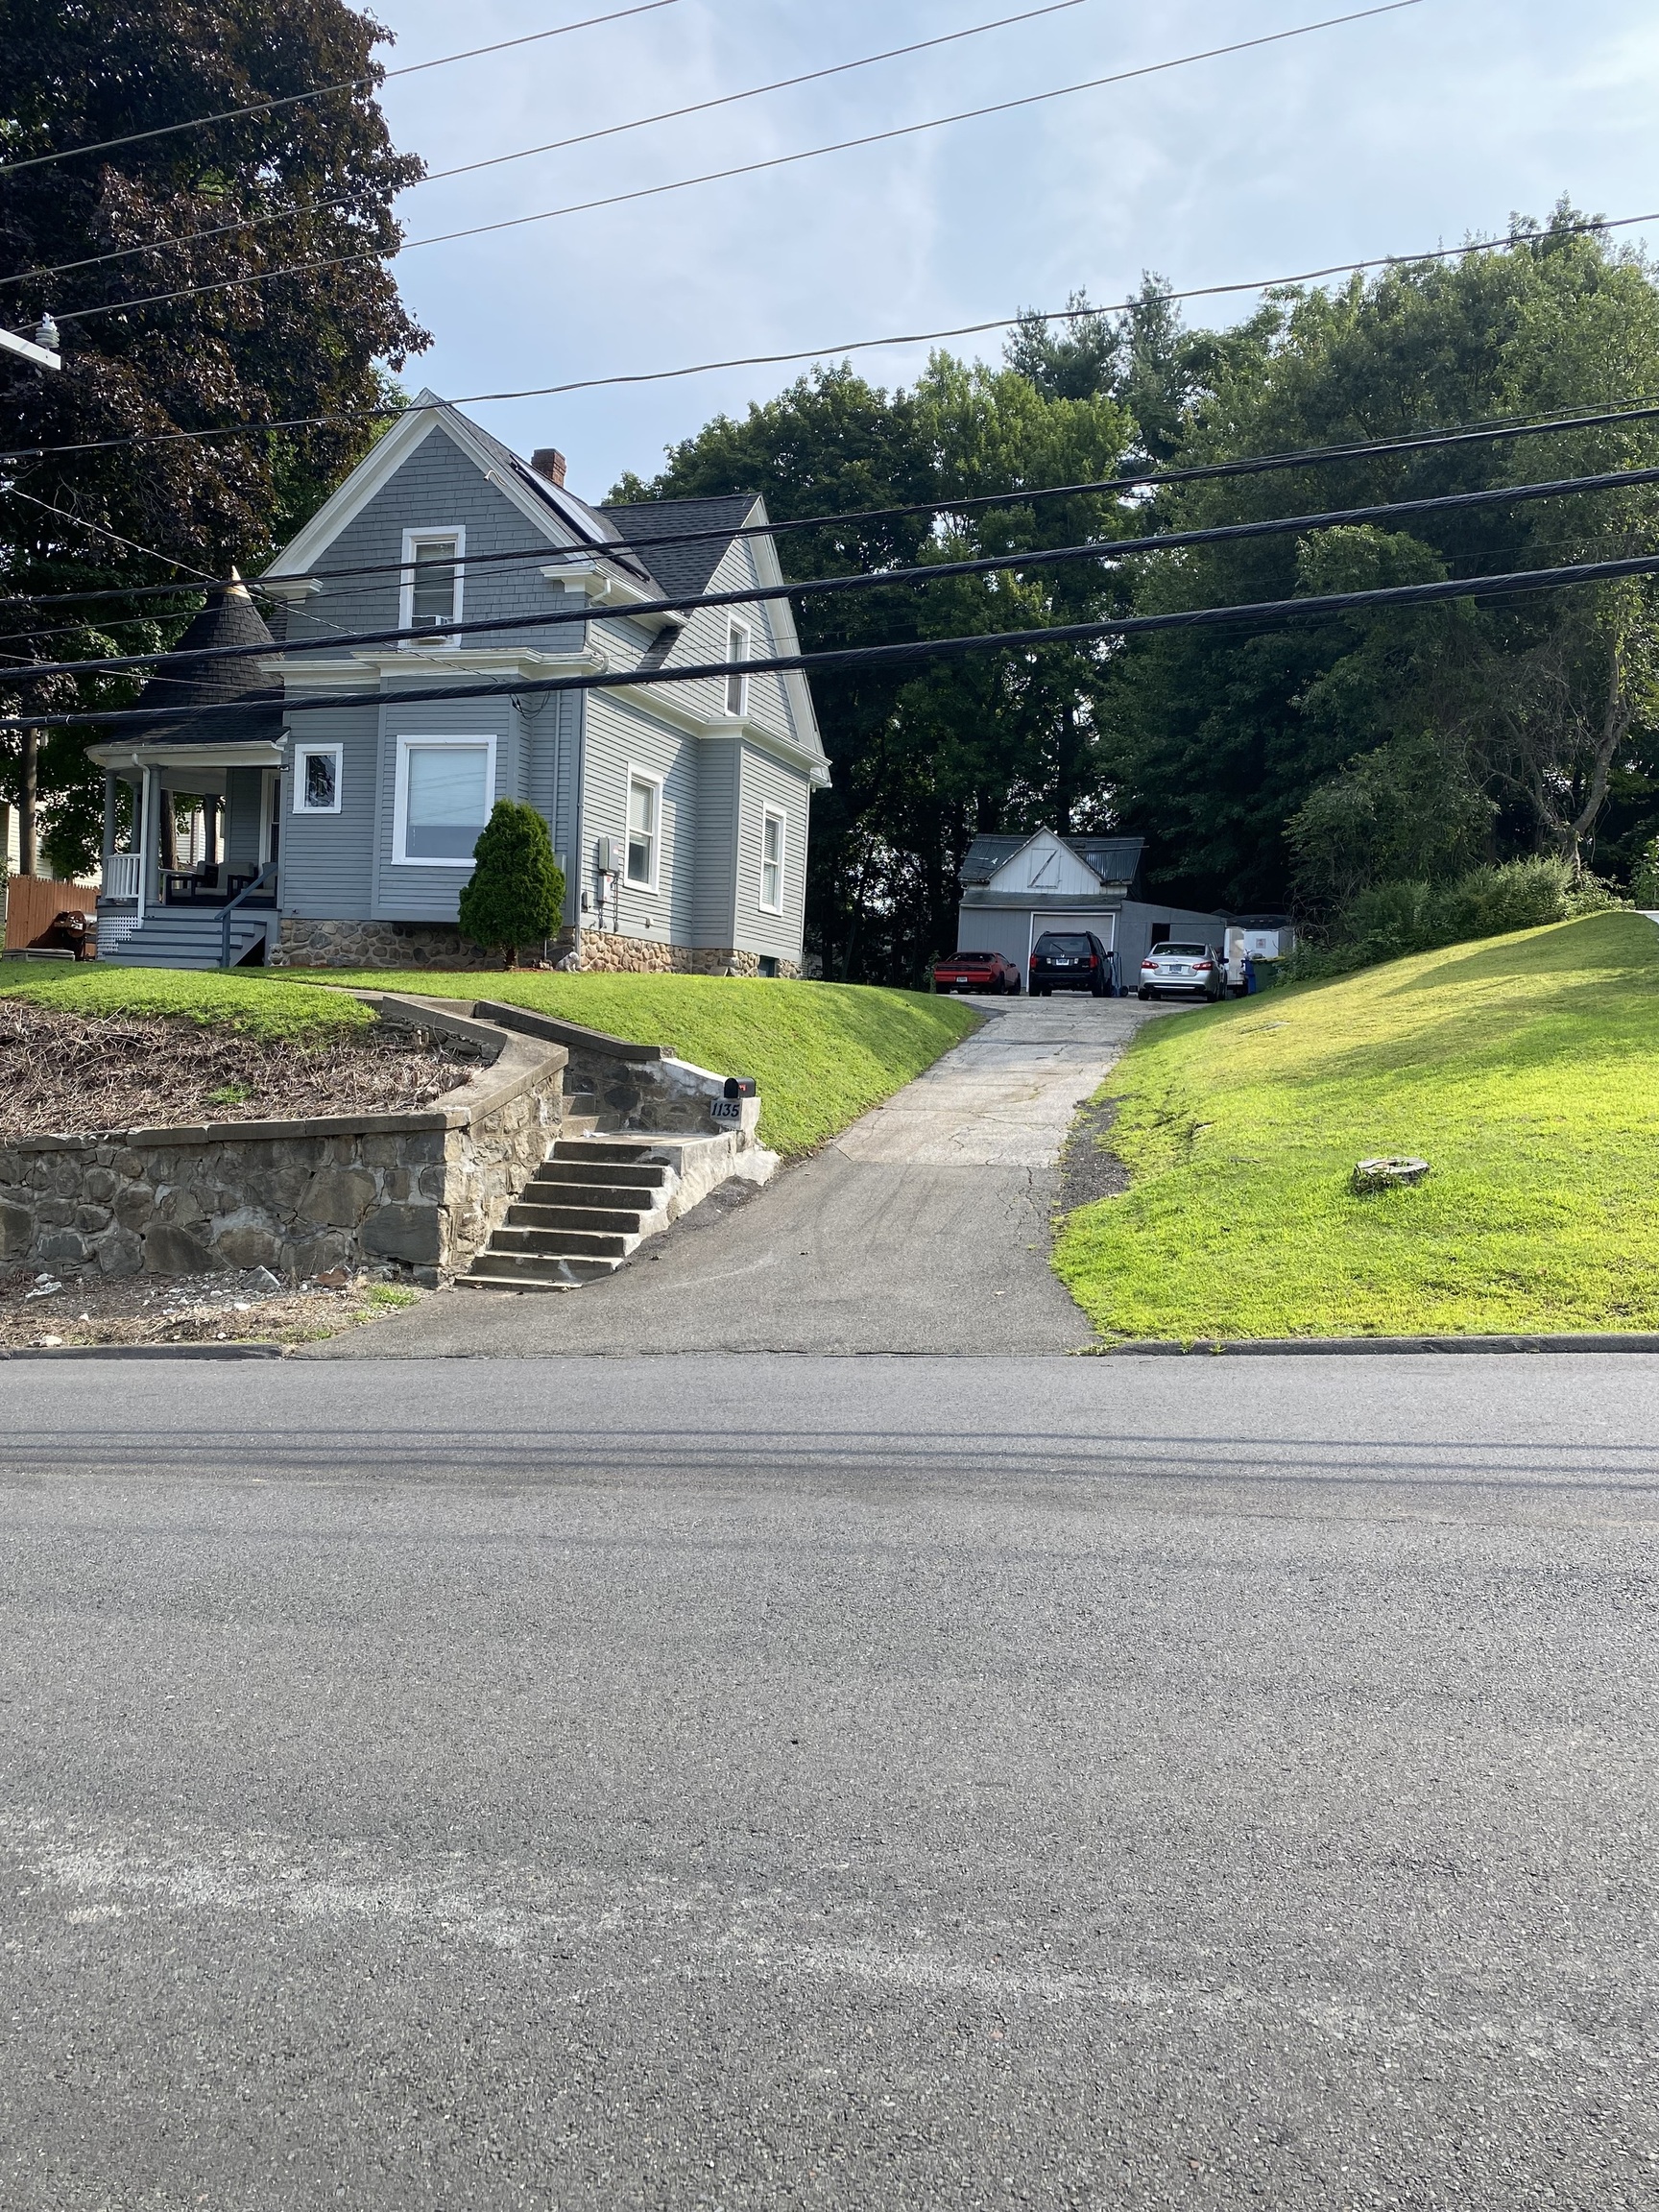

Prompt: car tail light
[
  {"left": 1195, "top": 961, "right": 1213, "bottom": 972},
  {"left": 1141, "top": 959, "right": 1156, "bottom": 970}
]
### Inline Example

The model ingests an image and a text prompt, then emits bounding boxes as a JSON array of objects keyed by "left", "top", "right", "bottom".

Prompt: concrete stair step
[
  {"left": 457, "top": 1252, "right": 623, "bottom": 1290},
  {"left": 549, "top": 1138, "right": 675, "bottom": 1165},
  {"left": 503, "top": 1200, "right": 652, "bottom": 1235},
  {"left": 531, "top": 1160, "right": 670, "bottom": 1191},
  {"left": 488, "top": 1223, "right": 637, "bottom": 1259}
]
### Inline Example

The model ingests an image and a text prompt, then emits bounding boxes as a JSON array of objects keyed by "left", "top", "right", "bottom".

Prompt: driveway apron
[{"left": 310, "top": 994, "right": 1174, "bottom": 1358}]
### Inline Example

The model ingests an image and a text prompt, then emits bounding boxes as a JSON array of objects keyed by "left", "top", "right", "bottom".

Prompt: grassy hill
[
  {"left": 0, "top": 967, "right": 976, "bottom": 1158},
  {"left": 1055, "top": 911, "right": 1659, "bottom": 1339}
]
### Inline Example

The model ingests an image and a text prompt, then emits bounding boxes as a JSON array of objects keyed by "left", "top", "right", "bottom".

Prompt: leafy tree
[
  {"left": 0, "top": 0, "right": 427, "bottom": 872},
  {"left": 1107, "top": 209, "right": 1659, "bottom": 910},
  {"left": 458, "top": 800, "right": 565, "bottom": 968}
]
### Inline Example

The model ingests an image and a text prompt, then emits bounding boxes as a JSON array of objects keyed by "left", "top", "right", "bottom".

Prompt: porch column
[
  {"left": 137, "top": 767, "right": 157, "bottom": 908},
  {"left": 101, "top": 771, "right": 118, "bottom": 874},
  {"left": 203, "top": 795, "right": 220, "bottom": 869}
]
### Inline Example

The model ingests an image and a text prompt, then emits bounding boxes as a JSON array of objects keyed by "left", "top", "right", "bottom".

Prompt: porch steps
[
  {"left": 100, "top": 907, "right": 270, "bottom": 970},
  {"left": 457, "top": 1135, "right": 677, "bottom": 1293}
]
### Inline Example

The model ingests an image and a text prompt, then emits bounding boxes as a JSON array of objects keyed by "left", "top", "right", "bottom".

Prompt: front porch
[{"left": 91, "top": 747, "right": 283, "bottom": 969}]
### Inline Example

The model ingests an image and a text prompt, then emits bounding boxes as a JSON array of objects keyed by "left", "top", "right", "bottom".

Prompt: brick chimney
[{"left": 531, "top": 447, "right": 567, "bottom": 488}]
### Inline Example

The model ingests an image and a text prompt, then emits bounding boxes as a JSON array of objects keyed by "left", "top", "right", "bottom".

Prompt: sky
[{"left": 364, "top": 0, "right": 1659, "bottom": 501}]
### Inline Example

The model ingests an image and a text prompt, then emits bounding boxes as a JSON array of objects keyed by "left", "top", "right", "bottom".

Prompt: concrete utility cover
[{"left": 312, "top": 993, "right": 1176, "bottom": 1359}]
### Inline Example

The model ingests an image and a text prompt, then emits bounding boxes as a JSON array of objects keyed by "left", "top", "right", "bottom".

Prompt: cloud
[{"left": 372, "top": 0, "right": 1659, "bottom": 495}]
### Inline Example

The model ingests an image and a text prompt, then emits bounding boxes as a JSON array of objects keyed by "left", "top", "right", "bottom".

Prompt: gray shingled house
[{"left": 88, "top": 393, "right": 830, "bottom": 972}]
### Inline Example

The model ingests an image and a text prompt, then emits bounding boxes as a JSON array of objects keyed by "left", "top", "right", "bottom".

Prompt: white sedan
[{"left": 1137, "top": 942, "right": 1225, "bottom": 1001}]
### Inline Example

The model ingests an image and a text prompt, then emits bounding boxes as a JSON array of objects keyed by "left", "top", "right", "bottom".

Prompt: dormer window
[{"left": 399, "top": 528, "right": 465, "bottom": 645}]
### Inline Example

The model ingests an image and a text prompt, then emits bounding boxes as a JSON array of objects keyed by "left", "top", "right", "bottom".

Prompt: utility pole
[
  {"left": 0, "top": 315, "right": 60, "bottom": 370},
  {"left": 1, "top": 315, "right": 61, "bottom": 883}
]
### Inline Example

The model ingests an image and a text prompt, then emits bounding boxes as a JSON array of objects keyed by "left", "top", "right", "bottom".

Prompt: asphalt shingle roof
[
  {"left": 601, "top": 493, "right": 762, "bottom": 604},
  {"left": 126, "top": 583, "right": 284, "bottom": 745},
  {"left": 959, "top": 833, "right": 1145, "bottom": 890}
]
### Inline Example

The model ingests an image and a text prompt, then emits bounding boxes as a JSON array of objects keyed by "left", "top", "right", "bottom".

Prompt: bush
[
  {"left": 457, "top": 801, "right": 565, "bottom": 969},
  {"left": 1292, "top": 856, "right": 1585, "bottom": 978},
  {"left": 1628, "top": 835, "right": 1659, "bottom": 908}
]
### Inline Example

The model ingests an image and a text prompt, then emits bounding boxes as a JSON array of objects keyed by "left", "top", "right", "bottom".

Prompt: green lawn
[
  {"left": 0, "top": 964, "right": 373, "bottom": 1041},
  {"left": 1055, "top": 910, "right": 1659, "bottom": 1340},
  {"left": 0, "top": 965, "right": 975, "bottom": 1157}
]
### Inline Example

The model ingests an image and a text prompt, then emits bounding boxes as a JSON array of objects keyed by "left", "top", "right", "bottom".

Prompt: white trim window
[
  {"left": 625, "top": 768, "right": 661, "bottom": 892},
  {"left": 725, "top": 619, "right": 750, "bottom": 716},
  {"left": 393, "top": 735, "right": 495, "bottom": 866},
  {"left": 293, "top": 741, "right": 343, "bottom": 815},
  {"left": 759, "top": 804, "right": 785, "bottom": 913},
  {"left": 398, "top": 527, "right": 465, "bottom": 645}
]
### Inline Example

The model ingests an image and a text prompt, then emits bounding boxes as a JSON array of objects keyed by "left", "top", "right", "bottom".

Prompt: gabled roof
[
  {"left": 602, "top": 493, "right": 761, "bottom": 602},
  {"left": 118, "top": 580, "right": 283, "bottom": 746},
  {"left": 960, "top": 831, "right": 1145, "bottom": 892}
]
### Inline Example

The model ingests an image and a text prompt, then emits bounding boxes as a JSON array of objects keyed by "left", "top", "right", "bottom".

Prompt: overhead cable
[
  {"left": 10, "top": 547, "right": 1658, "bottom": 734},
  {"left": 13, "top": 455, "right": 1659, "bottom": 689},
  {"left": 0, "top": 0, "right": 681, "bottom": 179},
  {"left": 44, "top": 3, "right": 1430, "bottom": 330},
  {"left": 1, "top": 1, "right": 1093, "bottom": 290},
  {"left": 9, "top": 207, "right": 1654, "bottom": 469},
  {"left": 10, "top": 387, "right": 1659, "bottom": 617}
]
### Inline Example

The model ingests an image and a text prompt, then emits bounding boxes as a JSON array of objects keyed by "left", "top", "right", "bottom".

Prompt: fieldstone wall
[
  {"left": 571, "top": 930, "right": 802, "bottom": 979},
  {"left": 272, "top": 916, "right": 804, "bottom": 980},
  {"left": 0, "top": 1028, "right": 567, "bottom": 1286},
  {"left": 271, "top": 917, "right": 479, "bottom": 969}
]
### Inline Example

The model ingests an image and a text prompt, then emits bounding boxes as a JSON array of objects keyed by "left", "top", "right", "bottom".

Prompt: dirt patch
[
  {"left": 0, "top": 1002, "right": 476, "bottom": 1139},
  {"left": 1055, "top": 1094, "right": 1130, "bottom": 1216},
  {"left": 0, "top": 1261, "right": 438, "bottom": 1349}
]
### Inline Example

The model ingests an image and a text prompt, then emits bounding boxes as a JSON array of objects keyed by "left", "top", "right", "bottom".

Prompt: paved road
[
  {"left": 3, "top": 1352, "right": 1656, "bottom": 2209},
  {"left": 314, "top": 993, "right": 1172, "bottom": 1359}
]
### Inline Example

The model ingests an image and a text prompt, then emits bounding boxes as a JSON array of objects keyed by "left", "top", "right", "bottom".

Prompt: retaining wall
[{"left": 0, "top": 1008, "right": 567, "bottom": 1285}]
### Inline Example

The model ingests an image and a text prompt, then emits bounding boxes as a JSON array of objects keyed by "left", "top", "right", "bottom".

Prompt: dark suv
[{"left": 1028, "top": 930, "right": 1117, "bottom": 997}]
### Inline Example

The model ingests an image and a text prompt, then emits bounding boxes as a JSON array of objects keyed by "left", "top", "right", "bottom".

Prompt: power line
[
  {"left": 10, "top": 206, "right": 1654, "bottom": 469},
  {"left": 12, "top": 455, "right": 1659, "bottom": 689},
  {"left": 0, "top": 1, "right": 1092, "bottom": 293},
  {"left": 0, "top": 0, "right": 681, "bottom": 180},
  {"left": 44, "top": 3, "right": 1429, "bottom": 330},
  {"left": 4, "top": 486, "right": 220, "bottom": 580},
  {"left": 9, "top": 546, "right": 1657, "bottom": 734},
  {"left": 10, "top": 387, "right": 1659, "bottom": 618}
]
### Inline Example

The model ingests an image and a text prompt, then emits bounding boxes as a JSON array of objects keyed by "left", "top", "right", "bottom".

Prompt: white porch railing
[{"left": 103, "top": 852, "right": 141, "bottom": 902}]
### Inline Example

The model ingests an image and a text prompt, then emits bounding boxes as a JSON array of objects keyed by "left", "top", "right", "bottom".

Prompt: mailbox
[{"left": 723, "top": 1076, "right": 757, "bottom": 1098}]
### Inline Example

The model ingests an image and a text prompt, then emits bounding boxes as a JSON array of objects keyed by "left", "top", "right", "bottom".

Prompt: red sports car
[{"left": 933, "top": 950, "right": 1022, "bottom": 995}]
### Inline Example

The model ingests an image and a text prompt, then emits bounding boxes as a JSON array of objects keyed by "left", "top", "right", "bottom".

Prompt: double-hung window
[
  {"left": 625, "top": 771, "right": 660, "bottom": 890},
  {"left": 725, "top": 620, "right": 750, "bottom": 716},
  {"left": 759, "top": 805, "right": 785, "bottom": 913},
  {"left": 399, "top": 527, "right": 465, "bottom": 644},
  {"left": 394, "top": 735, "right": 495, "bottom": 865}
]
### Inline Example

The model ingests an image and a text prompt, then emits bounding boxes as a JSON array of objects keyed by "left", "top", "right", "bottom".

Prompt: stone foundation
[
  {"left": 0, "top": 1013, "right": 568, "bottom": 1284},
  {"left": 573, "top": 930, "right": 801, "bottom": 979},
  {"left": 268, "top": 915, "right": 804, "bottom": 980},
  {"left": 271, "top": 917, "right": 484, "bottom": 970}
]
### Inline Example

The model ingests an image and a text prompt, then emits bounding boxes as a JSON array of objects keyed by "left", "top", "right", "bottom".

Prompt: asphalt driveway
[{"left": 311, "top": 991, "right": 1176, "bottom": 1358}]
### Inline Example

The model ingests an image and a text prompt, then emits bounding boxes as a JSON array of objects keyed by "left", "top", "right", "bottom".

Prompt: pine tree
[{"left": 457, "top": 801, "right": 565, "bottom": 969}]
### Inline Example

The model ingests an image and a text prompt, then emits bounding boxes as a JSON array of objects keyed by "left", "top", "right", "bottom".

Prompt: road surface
[{"left": 2, "top": 1351, "right": 1655, "bottom": 2209}]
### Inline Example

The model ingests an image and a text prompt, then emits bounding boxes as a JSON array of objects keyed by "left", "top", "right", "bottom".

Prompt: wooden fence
[{"left": 3, "top": 874, "right": 101, "bottom": 951}]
